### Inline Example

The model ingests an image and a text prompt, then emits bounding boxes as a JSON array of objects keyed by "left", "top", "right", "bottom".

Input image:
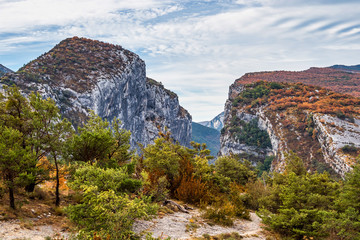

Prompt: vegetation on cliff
[
  {"left": 224, "top": 80, "right": 360, "bottom": 175},
  {"left": 234, "top": 67, "right": 360, "bottom": 97},
  {"left": 1, "top": 37, "right": 138, "bottom": 93}
]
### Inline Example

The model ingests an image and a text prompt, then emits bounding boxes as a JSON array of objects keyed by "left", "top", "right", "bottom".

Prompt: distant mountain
[
  {"left": 199, "top": 112, "right": 224, "bottom": 131},
  {"left": 0, "top": 37, "right": 192, "bottom": 148},
  {"left": 0, "top": 64, "right": 13, "bottom": 77},
  {"left": 234, "top": 67, "right": 360, "bottom": 97},
  {"left": 192, "top": 122, "right": 220, "bottom": 157},
  {"left": 330, "top": 64, "right": 360, "bottom": 72}
]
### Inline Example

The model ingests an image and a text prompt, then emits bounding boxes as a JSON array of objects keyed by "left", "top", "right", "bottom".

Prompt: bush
[
  {"left": 235, "top": 119, "right": 272, "bottom": 149},
  {"left": 29, "top": 186, "right": 50, "bottom": 200},
  {"left": 142, "top": 170, "right": 169, "bottom": 202},
  {"left": 243, "top": 178, "right": 271, "bottom": 210},
  {"left": 214, "top": 156, "right": 256, "bottom": 186},
  {"left": 341, "top": 144, "right": 359, "bottom": 154},
  {"left": 202, "top": 200, "right": 235, "bottom": 226},
  {"left": 69, "top": 163, "right": 142, "bottom": 193},
  {"left": 174, "top": 174, "right": 209, "bottom": 204},
  {"left": 66, "top": 185, "right": 158, "bottom": 239},
  {"left": 66, "top": 162, "right": 157, "bottom": 239}
]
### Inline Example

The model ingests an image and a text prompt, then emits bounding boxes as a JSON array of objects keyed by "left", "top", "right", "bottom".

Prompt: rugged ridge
[
  {"left": 220, "top": 80, "right": 360, "bottom": 177},
  {"left": 234, "top": 67, "right": 360, "bottom": 97},
  {"left": 199, "top": 112, "right": 224, "bottom": 131},
  {"left": 330, "top": 64, "right": 360, "bottom": 73},
  {"left": 0, "top": 64, "right": 13, "bottom": 77},
  {"left": 0, "top": 37, "right": 192, "bottom": 148}
]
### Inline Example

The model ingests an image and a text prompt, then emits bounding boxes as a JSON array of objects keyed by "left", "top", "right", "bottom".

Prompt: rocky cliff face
[
  {"left": 220, "top": 80, "right": 360, "bottom": 177},
  {"left": 0, "top": 37, "right": 192, "bottom": 148},
  {"left": 199, "top": 112, "right": 224, "bottom": 131}
]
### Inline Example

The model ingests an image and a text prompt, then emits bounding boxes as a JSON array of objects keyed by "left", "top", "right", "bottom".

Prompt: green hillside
[{"left": 192, "top": 122, "right": 220, "bottom": 157}]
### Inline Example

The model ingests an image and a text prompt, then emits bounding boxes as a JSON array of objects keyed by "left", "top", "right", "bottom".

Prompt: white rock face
[
  {"left": 220, "top": 82, "right": 360, "bottom": 177},
  {"left": 1, "top": 39, "right": 192, "bottom": 149},
  {"left": 199, "top": 112, "right": 224, "bottom": 131},
  {"left": 313, "top": 114, "right": 360, "bottom": 175}
]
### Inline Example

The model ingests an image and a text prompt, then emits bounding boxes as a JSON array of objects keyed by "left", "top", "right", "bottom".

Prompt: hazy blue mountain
[
  {"left": 192, "top": 122, "right": 220, "bottom": 157},
  {"left": 199, "top": 112, "right": 224, "bottom": 131},
  {"left": 0, "top": 64, "right": 13, "bottom": 77},
  {"left": 330, "top": 64, "right": 360, "bottom": 72}
]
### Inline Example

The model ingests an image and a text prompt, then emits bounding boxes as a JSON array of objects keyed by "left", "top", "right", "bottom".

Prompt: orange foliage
[
  {"left": 174, "top": 173, "right": 209, "bottom": 204},
  {"left": 235, "top": 67, "right": 360, "bottom": 97},
  {"left": 173, "top": 158, "right": 209, "bottom": 204},
  {"left": 38, "top": 157, "right": 70, "bottom": 195},
  {"left": 239, "top": 81, "right": 360, "bottom": 117}
]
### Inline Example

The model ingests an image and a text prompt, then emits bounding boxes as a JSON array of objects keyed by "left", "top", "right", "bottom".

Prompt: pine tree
[{"left": 0, "top": 126, "right": 35, "bottom": 209}]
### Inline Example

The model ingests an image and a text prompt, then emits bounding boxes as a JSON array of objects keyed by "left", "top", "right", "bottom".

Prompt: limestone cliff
[
  {"left": 220, "top": 80, "right": 360, "bottom": 177},
  {"left": 0, "top": 37, "right": 192, "bottom": 148}
]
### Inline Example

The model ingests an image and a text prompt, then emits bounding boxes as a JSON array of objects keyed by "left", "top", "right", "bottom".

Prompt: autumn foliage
[
  {"left": 233, "top": 81, "right": 360, "bottom": 117},
  {"left": 174, "top": 158, "right": 209, "bottom": 204},
  {"left": 234, "top": 67, "right": 360, "bottom": 97}
]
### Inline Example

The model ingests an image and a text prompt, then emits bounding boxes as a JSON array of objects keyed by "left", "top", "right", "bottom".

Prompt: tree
[
  {"left": 0, "top": 86, "right": 53, "bottom": 192},
  {"left": 0, "top": 86, "right": 74, "bottom": 206},
  {"left": 214, "top": 156, "right": 256, "bottom": 185},
  {"left": 0, "top": 126, "right": 35, "bottom": 209},
  {"left": 330, "top": 160, "right": 360, "bottom": 239},
  {"left": 66, "top": 112, "right": 132, "bottom": 168},
  {"left": 258, "top": 152, "right": 340, "bottom": 239},
  {"left": 29, "top": 93, "right": 73, "bottom": 206}
]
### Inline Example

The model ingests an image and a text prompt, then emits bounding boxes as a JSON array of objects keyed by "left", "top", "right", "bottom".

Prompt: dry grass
[{"left": 0, "top": 185, "right": 75, "bottom": 231}]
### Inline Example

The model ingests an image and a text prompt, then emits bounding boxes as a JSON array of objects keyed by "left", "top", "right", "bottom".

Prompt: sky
[{"left": 0, "top": 0, "right": 360, "bottom": 122}]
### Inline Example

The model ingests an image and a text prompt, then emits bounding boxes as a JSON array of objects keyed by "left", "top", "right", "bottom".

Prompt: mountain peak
[
  {"left": 198, "top": 112, "right": 224, "bottom": 131},
  {"left": 0, "top": 64, "right": 13, "bottom": 77},
  {"left": 1, "top": 37, "right": 192, "bottom": 148},
  {"left": 13, "top": 36, "right": 140, "bottom": 93}
]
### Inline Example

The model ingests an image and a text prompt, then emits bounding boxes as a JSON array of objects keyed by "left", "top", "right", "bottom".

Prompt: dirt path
[
  {"left": 133, "top": 209, "right": 266, "bottom": 239},
  {"left": 0, "top": 219, "right": 69, "bottom": 240},
  {"left": 0, "top": 209, "right": 265, "bottom": 240}
]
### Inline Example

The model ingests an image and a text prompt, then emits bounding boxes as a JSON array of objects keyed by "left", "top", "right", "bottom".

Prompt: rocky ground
[
  {"left": 133, "top": 208, "right": 266, "bottom": 240},
  {"left": 0, "top": 219, "right": 69, "bottom": 240},
  {"left": 0, "top": 204, "right": 266, "bottom": 240}
]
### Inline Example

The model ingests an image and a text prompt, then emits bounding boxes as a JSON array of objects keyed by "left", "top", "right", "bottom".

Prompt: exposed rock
[
  {"left": 0, "top": 37, "right": 192, "bottom": 148},
  {"left": 220, "top": 80, "right": 360, "bottom": 177},
  {"left": 199, "top": 112, "right": 224, "bottom": 131},
  {"left": 133, "top": 209, "right": 266, "bottom": 240}
]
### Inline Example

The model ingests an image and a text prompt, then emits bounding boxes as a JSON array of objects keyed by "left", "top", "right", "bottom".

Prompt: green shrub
[
  {"left": 69, "top": 163, "right": 142, "bottom": 193},
  {"left": 341, "top": 144, "right": 359, "bottom": 153},
  {"left": 202, "top": 200, "right": 235, "bottom": 226},
  {"left": 235, "top": 119, "right": 272, "bottom": 149},
  {"left": 66, "top": 185, "right": 158, "bottom": 239},
  {"left": 214, "top": 156, "right": 256, "bottom": 186}
]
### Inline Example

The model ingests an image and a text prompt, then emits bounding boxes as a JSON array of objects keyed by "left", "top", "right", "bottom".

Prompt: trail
[{"left": 133, "top": 209, "right": 266, "bottom": 239}]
